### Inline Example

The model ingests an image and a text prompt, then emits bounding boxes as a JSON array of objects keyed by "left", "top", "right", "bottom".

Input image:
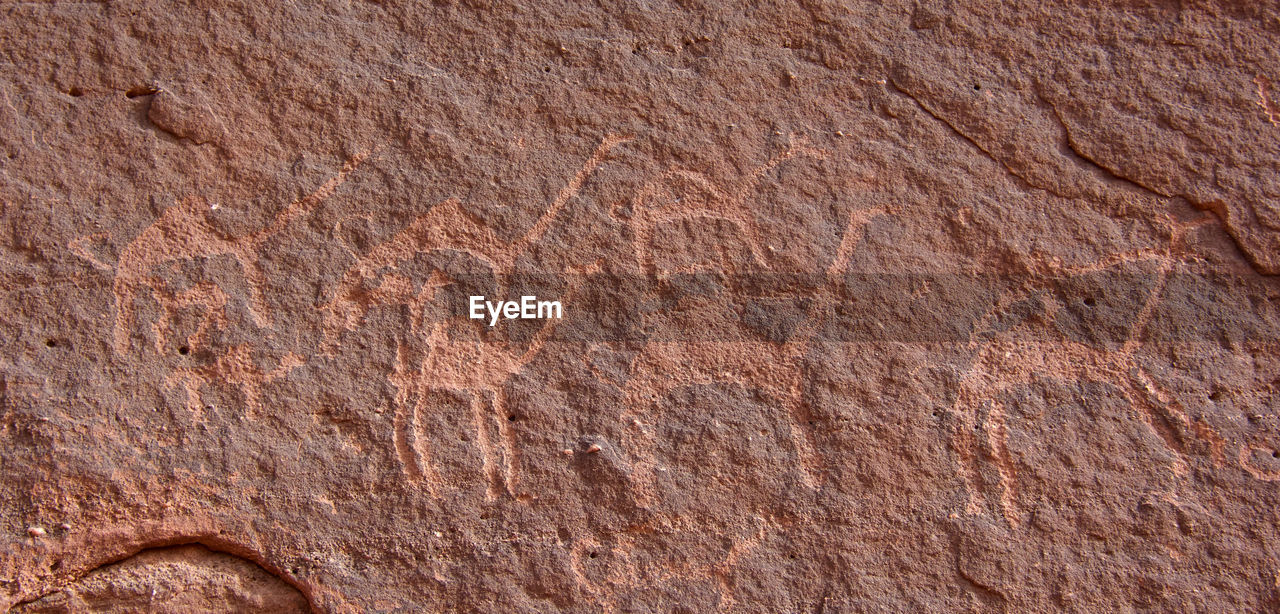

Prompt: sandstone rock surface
[
  {"left": 2, "top": 2, "right": 1279, "bottom": 612},
  {"left": 11, "top": 545, "right": 308, "bottom": 613}
]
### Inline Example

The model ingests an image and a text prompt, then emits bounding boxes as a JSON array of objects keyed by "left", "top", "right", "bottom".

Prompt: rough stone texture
[
  {"left": 11, "top": 545, "right": 308, "bottom": 613},
  {"left": 2, "top": 2, "right": 1279, "bottom": 612}
]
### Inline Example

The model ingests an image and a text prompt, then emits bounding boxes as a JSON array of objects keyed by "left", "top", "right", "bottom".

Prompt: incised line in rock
[
  {"left": 625, "top": 135, "right": 826, "bottom": 277},
  {"left": 948, "top": 212, "right": 1228, "bottom": 528},
  {"left": 322, "top": 134, "right": 630, "bottom": 498},
  {"left": 391, "top": 267, "right": 593, "bottom": 500},
  {"left": 619, "top": 192, "right": 890, "bottom": 501},
  {"left": 320, "top": 134, "right": 632, "bottom": 351},
  {"left": 86, "top": 147, "right": 378, "bottom": 356},
  {"left": 165, "top": 344, "right": 305, "bottom": 421},
  {"left": 1256, "top": 75, "right": 1280, "bottom": 126}
]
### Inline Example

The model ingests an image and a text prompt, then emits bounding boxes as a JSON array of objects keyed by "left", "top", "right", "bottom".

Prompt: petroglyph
[
  {"left": 148, "top": 281, "right": 229, "bottom": 355},
  {"left": 566, "top": 537, "right": 641, "bottom": 614},
  {"left": 320, "top": 135, "right": 630, "bottom": 497},
  {"left": 1238, "top": 443, "right": 1280, "bottom": 481},
  {"left": 320, "top": 134, "right": 631, "bottom": 350},
  {"left": 166, "top": 343, "right": 305, "bottom": 420},
  {"left": 87, "top": 147, "right": 377, "bottom": 355},
  {"left": 391, "top": 267, "right": 593, "bottom": 499},
  {"left": 66, "top": 232, "right": 114, "bottom": 273},
  {"left": 1255, "top": 75, "right": 1280, "bottom": 126},
  {"left": 707, "top": 519, "right": 770, "bottom": 610},
  {"left": 603, "top": 516, "right": 778, "bottom": 610},
  {"left": 948, "top": 212, "right": 1228, "bottom": 528},
  {"left": 388, "top": 338, "right": 441, "bottom": 493},
  {"left": 626, "top": 136, "right": 826, "bottom": 277},
  {"left": 619, "top": 199, "right": 890, "bottom": 500}
]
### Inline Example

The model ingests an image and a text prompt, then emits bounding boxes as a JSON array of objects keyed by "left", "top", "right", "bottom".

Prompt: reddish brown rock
[
  {"left": 11, "top": 545, "right": 308, "bottom": 613},
  {"left": 2, "top": 2, "right": 1279, "bottom": 612}
]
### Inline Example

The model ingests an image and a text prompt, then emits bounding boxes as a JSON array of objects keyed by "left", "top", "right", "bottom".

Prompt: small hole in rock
[
  {"left": 1083, "top": 296, "right": 1096, "bottom": 307},
  {"left": 973, "top": 84, "right": 981, "bottom": 91},
  {"left": 1272, "top": 450, "right": 1279, "bottom": 459},
  {"left": 543, "top": 66, "right": 551, "bottom": 73},
  {"left": 45, "top": 339, "right": 57, "bottom": 348},
  {"left": 50, "top": 560, "right": 61, "bottom": 571},
  {"left": 178, "top": 345, "right": 190, "bottom": 355},
  {"left": 507, "top": 414, "right": 516, "bottom": 422},
  {"left": 589, "top": 551, "right": 598, "bottom": 559},
  {"left": 125, "top": 85, "right": 158, "bottom": 98},
  {"left": 68, "top": 87, "right": 83, "bottom": 97}
]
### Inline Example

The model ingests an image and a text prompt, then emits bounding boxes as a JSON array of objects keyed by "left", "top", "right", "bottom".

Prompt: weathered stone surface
[
  {"left": 11, "top": 545, "right": 308, "bottom": 613},
  {"left": 2, "top": 2, "right": 1279, "bottom": 612}
]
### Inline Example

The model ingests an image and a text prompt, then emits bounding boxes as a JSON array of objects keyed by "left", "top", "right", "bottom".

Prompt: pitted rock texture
[{"left": 2, "top": 2, "right": 1280, "bottom": 612}]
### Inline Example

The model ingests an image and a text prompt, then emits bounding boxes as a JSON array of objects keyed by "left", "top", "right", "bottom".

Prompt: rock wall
[{"left": 2, "top": 2, "right": 1279, "bottom": 611}]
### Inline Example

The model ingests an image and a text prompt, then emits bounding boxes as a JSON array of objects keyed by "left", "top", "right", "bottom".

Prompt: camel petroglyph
[
  {"left": 70, "top": 148, "right": 378, "bottom": 355},
  {"left": 320, "top": 134, "right": 630, "bottom": 497},
  {"left": 611, "top": 137, "right": 888, "bottom": 499},
  {"left": 948, "top": 212, "right": 1230, "bottom": 528}
]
